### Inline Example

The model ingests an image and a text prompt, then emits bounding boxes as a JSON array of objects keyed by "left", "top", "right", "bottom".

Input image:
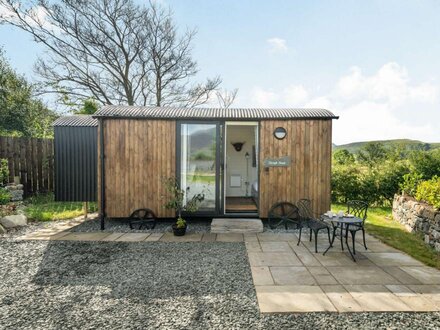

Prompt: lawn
[
  {"left": 25, "top": 193, "right": 97, "bottom": 222},
  {"left": 332, "top": 203, "right": 440, "bottom": 270}
]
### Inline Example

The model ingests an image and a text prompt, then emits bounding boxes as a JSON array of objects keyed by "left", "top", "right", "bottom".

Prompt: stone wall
[
  {"left": 4, "top": 183, "right": 24, "bottom": 202},
  {"left": 392, "top": 194, "right": 440, "bottom": 252}
]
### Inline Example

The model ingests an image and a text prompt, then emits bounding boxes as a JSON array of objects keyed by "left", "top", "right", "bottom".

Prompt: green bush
[
  {"left": 415, "top": 176, "right": 440, "bottom": 209},
  {"left": 400, "top": 172, "right": 423, "bottom": 196},
  {"left": 0, "top": 158, "right": 8, "bottom": 185},
  {"left": 0, "top": 187, "right": 11, "bottom": 205}
]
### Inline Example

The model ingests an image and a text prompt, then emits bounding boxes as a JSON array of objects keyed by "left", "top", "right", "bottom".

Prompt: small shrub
[
  {"left": 415, "top": 176, "right": 440, "bottom": 209},
  {"left": 0, "top": 187, "right": 11, "bottom": 205},
  {"left": 0, "top": 159, "right": 9, "bottom": 185}
]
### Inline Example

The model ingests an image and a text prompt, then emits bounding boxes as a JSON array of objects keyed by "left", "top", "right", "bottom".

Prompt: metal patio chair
[
  {"left": 297, "top": 199, "right": 331, "bottom": 253},
  {"left": 345, "top": 200, "right": 368, "bottom": 254}
]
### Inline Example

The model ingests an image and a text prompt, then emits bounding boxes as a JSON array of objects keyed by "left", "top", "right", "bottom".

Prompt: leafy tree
[
  {"left": 0, "top": 49, "right": 56, "bottom": 137},
  {"left": 409, "top": 150, "right": 440, "bottom": 180},
  {"left": 333, "top": 149, "right": 355, "bottom": 165},
  {"left": 0, "top": 0, "right": 222, "bottom": 107},
  {"left": 74, "top": 99, "right": 99, "bottom": 115},
  {"left": 357, "top": 142, "right": 388, "bottom": 165}
]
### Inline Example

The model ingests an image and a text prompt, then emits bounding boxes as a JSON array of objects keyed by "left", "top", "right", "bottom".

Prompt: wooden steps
[{"left": 211, "top": 218, "right": 264, "bottom": 234}]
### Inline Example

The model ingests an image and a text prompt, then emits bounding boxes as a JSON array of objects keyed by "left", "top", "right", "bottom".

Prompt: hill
[{"left": 333, "top": 139, "right": 440, "bottom": 153}]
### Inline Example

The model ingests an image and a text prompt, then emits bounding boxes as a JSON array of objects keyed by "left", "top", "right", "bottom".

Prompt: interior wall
[{"left": 225, "top": 125, "right": 257, "bottom": 197}]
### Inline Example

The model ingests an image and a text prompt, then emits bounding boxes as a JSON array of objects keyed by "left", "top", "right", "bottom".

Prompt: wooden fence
[{"left": 0, "top": 136, "right": 54, "bottom": 196}]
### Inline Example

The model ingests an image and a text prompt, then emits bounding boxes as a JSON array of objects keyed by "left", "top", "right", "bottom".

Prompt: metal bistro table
[{"left": 322, "top": 214, "right": 363, "bottom": 262}]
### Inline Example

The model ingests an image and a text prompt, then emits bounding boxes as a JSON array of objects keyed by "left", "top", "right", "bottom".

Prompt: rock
[
  {"left": 0, "top": 214, "right": 27, "bottom": 228},
  {"left": 0, "top": 224, "right": 6, "bottom": 234},
  {"left": 435, "top": 242, "right": 440, "bottom": 253},
  {"left": 424, "top": 234, "right": 430, "bottom": 244}
]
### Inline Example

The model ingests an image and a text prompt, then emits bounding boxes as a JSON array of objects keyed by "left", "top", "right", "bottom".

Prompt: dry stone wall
[{"left": 392, "top": 194, "right": 440, "bottom": 252}]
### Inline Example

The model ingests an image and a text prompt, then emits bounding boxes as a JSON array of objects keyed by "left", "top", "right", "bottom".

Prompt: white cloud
[
  {"left": 244, "top": 62, "right": 440, "bottom": 144},
  {"left": 251, "top": 87, "right": 279, "bottom": 107},
  {"left": 283, "top": 85, "right": 309, "bottom": 105},
  {"left": 267, "top": 37, "right": 288, "bottom": 53},
  {"left": 0, "top": 3, "right": 54, "bottom": 31}
]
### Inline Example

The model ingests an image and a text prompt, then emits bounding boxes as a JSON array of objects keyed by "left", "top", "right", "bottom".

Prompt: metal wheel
[
  {"left": 268, "top": 202, "right": 300, "bottom": 230},
  {"left": 129, "top": 208, "right": 157, "bottom": 230}
]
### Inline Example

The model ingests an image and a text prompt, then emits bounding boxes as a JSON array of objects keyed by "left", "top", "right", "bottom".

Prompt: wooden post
[{"left": 83, "top": 201, "right": 88, "bottom": 219}]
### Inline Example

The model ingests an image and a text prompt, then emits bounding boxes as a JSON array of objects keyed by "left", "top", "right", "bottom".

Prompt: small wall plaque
[{"left": 263, "top": 156, "right": 291, "bottom": 167}]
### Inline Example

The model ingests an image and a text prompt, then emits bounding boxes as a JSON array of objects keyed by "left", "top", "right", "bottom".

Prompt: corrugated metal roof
[
  {"left": 93, "top": 106, "right": 338, "bottom": 120},
  {"left": 53, "top": 115, "right": 98, "bottom": 127}
]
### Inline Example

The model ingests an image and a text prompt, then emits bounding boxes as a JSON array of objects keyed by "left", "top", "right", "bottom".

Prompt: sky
[{"left": 1, "top": 0, "right": 440, "bottom": 145}]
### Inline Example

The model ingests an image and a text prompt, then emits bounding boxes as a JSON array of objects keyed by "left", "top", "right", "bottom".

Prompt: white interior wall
[{"left": 225, "top": 125, "right": 257, "bottom": 197}]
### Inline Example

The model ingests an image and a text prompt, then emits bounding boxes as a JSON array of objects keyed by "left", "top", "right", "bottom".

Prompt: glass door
[{"left": 178, "top": 122, "right": 221, "bottom": 215}]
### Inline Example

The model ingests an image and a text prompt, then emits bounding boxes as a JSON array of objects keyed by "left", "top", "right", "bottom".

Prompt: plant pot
[{"left": 172, "top": 224, "right": 187, "bottom": 236}]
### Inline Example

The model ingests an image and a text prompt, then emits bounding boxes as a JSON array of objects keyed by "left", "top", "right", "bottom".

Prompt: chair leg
[
  {"left": 327, "top": 227, "right": 332, "bottom": 247},
  {"left": 297, "top": 226, "right": 302, "bottom": 246},
  {"left": 340, "top": 227, "right": 344, "bottom": 251},
  {"left": 351, "top": 230, "right": 356, "bottom": 255},
  {"left": 314, "top": 230, "right": 318, "bottom": 253},
  {"left": 309, "top": 228, "right": 312, "bottom": 241},
  {"left": 362, "top": 228, "right": 367, "bottom": 250}
]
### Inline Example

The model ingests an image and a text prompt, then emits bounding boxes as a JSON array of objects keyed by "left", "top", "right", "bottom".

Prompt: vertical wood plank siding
[
  {"left": 0, "top": 136, "right": 54, "bottom": 195},
  {"left": 259, "top": 120, "right": 332, "bottom": 218},
  {"left": 100, "top": 119, "right": 176, "bottom": 218}
]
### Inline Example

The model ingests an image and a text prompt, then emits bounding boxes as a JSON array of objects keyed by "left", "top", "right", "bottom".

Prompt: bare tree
[
  {"left": 0, "top": 0, "right": 221, "bottom": 107},
  {"left": 216, "top": 88, "right": 238, "bottom": 108}
]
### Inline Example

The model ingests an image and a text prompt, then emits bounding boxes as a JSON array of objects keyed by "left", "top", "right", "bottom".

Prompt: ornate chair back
[{"left": 347, "top": 200, "right": 368, "bottom": 222}]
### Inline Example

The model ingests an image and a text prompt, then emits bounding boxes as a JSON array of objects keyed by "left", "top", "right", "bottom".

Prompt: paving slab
[
  {"left": 365, "top": 252, "right": 424, "bottom": 267},
  {"left": 145, "top": 233, "right": 164, "bottom": 241},
  {"left": 306, "top": 266, "right": 330, "bottom": 276},
  {"left": 101, "top": 233, "right": 125, "bottom": 241},
  {"left": 201, "top": 233, "right": 217, "bottom": 242},
  {"left": 313, "top": 252, "right": 356, "bottom": 267},
  {"left": 400, "top": 266, "right": 440, "bottom": 285},
  {"left": 289, "top": 243, "right": 321, "bottom": 266},
  {"left": 321, "top": 285, "right": 363, "bottom": 312},
  {"left": 255, "top": 285, "right": 337, "bottom": 313},
  {"left": 251, "top": 266, "right": 274, "bottom": 285},
  {"left": 257, "top": 233, "right": 298, "bottom": 242},
  {"left": 344, "top": 285, "right": 412, "bottom": 312},
  {"left": 115, "top": 233, "right": 150, "bottom": 242},
  {"left": 407, "top": 285, "right": 440, "bottom": 308},
  {"left": 216, "top": 233, "right": 244, "bottom": 242},
  {"left": 60, "top": 232, "right": 112, "bottom": 241},
  {"left": 270, "top": 267, "right": 317, "bottom": 286},
  {"left": 327, "top": 266, "right": 400, "bottom": 285},
  {"left": 160, "top": 232, "right": 203, "bottom": 242},
  {"left": 247, "top": 252, "right": 302, "bottom": 267},
  {"left": 243, "top": 233, "right": 258, "bottom": 242},
  {"left": 381, "top": 266, "right": 422, "bottom": 285},
  {"left": 312, "top": 274, "right": 339, "bottom": 285},
  {"left": 260, "top": 241, "right": 292, "bottom": 252},
  {"left": 245, "top": 241, "right": 262, "bottom": 252}
]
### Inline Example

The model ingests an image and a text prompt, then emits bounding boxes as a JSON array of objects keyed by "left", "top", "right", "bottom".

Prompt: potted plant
[{"left": 163, "top": 177, "right": 204, "bottom": 236}]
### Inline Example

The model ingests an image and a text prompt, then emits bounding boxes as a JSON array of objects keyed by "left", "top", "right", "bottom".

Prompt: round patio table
[{"left": 322, "top": 215, "right": 363, "bottom": 262}]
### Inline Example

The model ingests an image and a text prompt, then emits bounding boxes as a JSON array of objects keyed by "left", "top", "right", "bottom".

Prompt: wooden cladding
[
  {"left": 0, "top": 136, "right": 54, "bottom": 196},
  {"left": 259, "top": 120, "right": 332, "bottom": 218},
  {"left": 100, "top": 119, "right": 176, "bottom": 218}
]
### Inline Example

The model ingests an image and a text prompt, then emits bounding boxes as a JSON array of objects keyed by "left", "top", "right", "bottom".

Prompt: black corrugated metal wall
[{"left": 54, "top": 126, "right": 97, "bottom": 201}]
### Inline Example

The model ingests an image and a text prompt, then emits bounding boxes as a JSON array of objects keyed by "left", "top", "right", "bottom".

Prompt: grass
[
  {"left": 332, "top": 203, "right": 440, "bottom": 269},
  {"left": 25, "top": 193, "right": 97, "bottom": 222}
]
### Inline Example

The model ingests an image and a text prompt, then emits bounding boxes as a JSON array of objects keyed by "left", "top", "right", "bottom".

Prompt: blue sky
[{"left": 1, "top": 0, "right": 440, "bottom": 144}]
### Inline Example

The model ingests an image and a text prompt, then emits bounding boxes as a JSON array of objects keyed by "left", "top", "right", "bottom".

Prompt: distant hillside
[{"left": 333, "top": 139, "right": 440, "bottom": 153}]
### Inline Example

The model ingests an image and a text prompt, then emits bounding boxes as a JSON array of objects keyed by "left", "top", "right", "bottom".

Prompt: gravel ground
[{"left": 1, "top": 239, "right": 440, "bottom": 329}]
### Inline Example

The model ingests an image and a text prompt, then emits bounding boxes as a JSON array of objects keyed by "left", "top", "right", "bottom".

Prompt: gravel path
[{"left": 1, "top": 239, "right": 440, "bottom": 329}]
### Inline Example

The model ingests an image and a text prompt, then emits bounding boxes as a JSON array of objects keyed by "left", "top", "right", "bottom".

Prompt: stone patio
[{"left": 17, "top": 222, "right": 440, "bottom": 313}]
